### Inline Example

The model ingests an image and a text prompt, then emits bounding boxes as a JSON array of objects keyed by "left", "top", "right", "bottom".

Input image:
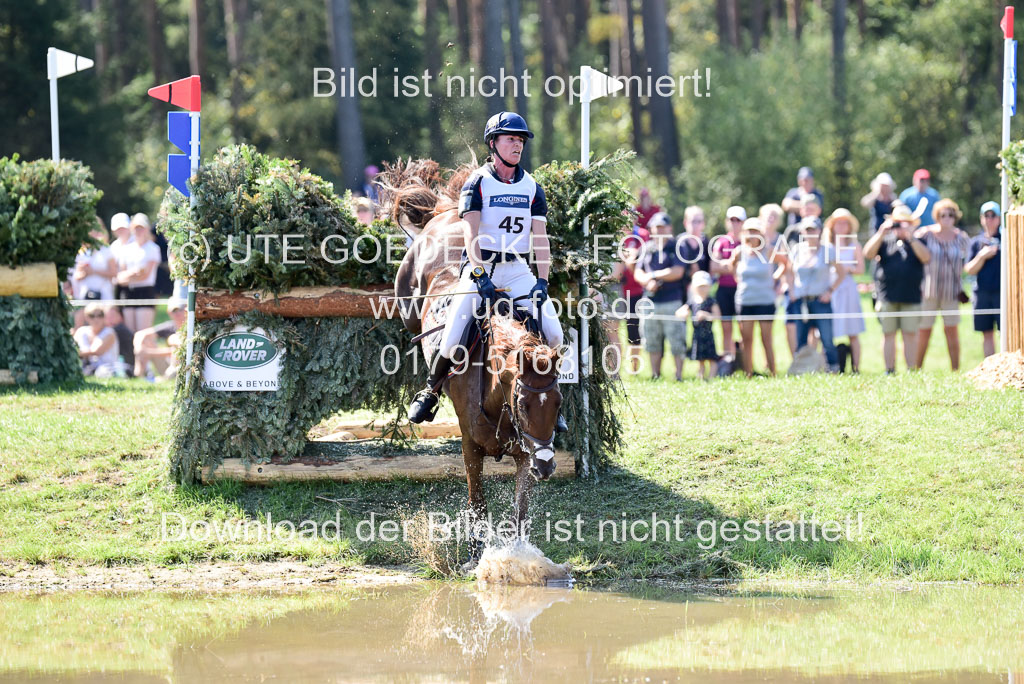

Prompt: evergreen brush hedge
[
  {"left": 533, "top": 149, "right": 638, "bottom": 299},
  {"left": 1002, "top": 140, "right": 1024, "bottom": 207},
  {"left": 0, "top": 155, "right": 103, "bottom": 274},
  {"left": 0, "top": 295, "right": 81, "bottom": 384},
  {"left": 159, "top": 145, "right": 402, "bottom": 292},
  {"left": 0, "top": 156, "right": 102, "bottom": 385},
  {"left": 170, "top": 147, "right": 632, "bottom": 483},
  {"left": 171, "top": 313, "right": 415, "bottom": 483}
]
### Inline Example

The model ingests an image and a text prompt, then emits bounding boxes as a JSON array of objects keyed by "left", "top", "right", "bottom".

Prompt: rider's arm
[
  {"left": 532, "top": 218, "right": 551, "bottom": 280},
  {"left": 462, "top": 211, "right": 485, "bottom": 269}
]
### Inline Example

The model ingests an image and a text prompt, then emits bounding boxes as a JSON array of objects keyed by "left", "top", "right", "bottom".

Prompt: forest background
[{"left": 1, "top": 0, "right": 1016, "bottom": 228}]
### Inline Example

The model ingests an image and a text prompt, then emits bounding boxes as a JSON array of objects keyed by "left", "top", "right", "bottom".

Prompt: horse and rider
[
  {"left": 406, "top": 111, "right": 566, "bottom": 433},
  {"left": 391, "top": 112, "right": 567, "bottom": 564}
]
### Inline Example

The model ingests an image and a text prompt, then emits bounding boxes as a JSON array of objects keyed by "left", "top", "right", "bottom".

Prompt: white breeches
[{"left": 438, "top": 260, "right": 564, "bottom": 358}]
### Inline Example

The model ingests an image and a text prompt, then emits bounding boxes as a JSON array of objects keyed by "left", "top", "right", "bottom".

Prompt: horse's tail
[{"left": 377, "top": 157, "right": 478, "bottom": 232}]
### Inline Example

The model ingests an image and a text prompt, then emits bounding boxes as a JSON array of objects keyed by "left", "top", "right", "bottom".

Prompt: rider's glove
[
  {"left": 470, "top": 266, "right": 498, "bottom": 303},
  {"left": 529, "top": 278, "right": 549, "bottom": 306}
]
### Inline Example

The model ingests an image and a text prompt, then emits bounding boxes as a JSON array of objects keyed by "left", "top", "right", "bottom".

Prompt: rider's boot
[
  {"left": 408, "top": 354, "right": 452, "bottom": 424},
  {"left": 555, "top": 413, "right": 568, "bottom": 433}
]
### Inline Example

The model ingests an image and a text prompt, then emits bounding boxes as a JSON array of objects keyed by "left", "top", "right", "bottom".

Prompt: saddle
[{"left": 412, "top": 290, "right": 544, "bottom": 367}]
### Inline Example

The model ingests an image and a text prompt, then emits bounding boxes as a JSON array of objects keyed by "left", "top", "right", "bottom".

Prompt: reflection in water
[{"left": 1, "top": 584, "right": 1022, "bottom": 682}]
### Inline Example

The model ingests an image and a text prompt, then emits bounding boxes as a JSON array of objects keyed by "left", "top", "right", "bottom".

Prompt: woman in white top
[
  {"left": 72, "top": 219, "right": 118, "bottom": 298},
  {"left": 824, "top": 208, "right": 866, "bottom": 372},
  {"left": 74, "top": 304, "right": 120, "bottom": 377},
  {"left": 116, "top": 213, "right": 162, "bottom": 332}
]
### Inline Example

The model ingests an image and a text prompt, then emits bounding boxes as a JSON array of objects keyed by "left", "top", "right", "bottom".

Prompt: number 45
[{"left": 499, "top": 216, "right": 525, "bottom": 233}]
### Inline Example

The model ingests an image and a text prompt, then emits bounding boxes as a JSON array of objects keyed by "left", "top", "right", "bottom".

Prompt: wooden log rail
[
  {"left": 0, "top": 263, "right": 59, "bottom": 298},
  {"left": 195, "top": 284, "right": 397, "bottom": 320},
  {"left": 1008, "top": 208, "right": 1024, "bottom": 353}
]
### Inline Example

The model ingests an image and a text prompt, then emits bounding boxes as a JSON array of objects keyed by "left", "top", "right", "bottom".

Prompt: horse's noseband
[{"left": 510, "top": 376, "right": 559, "bottom": 459}]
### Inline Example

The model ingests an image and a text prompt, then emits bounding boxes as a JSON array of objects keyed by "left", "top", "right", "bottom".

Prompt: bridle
[
  {"left": 479, "top": 345, "right": 560, "bottom": 461},
  {"left": 498, "top": 373, "right": 559, "bottom": 459}
]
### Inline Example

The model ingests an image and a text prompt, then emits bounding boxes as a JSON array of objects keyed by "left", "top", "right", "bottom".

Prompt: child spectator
[{"left": 676, "top": 271, "right": 720, "bottom": 380}]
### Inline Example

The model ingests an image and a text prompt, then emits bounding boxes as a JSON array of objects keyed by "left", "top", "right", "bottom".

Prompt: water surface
[{"left": 2, "top": 583, "right": 1022, "bottom": 682}]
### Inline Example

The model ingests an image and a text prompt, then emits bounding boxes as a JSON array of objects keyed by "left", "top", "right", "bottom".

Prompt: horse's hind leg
[
  {"left": 511, "top": 455, "right": 536, "bottom": 540},
  {"left": 462, "top": 437, "right": 488, "bottom": 571}
]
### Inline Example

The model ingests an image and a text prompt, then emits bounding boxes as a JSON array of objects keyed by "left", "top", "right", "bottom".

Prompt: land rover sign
[{"left": 202, "top": 326, "right": 283, "bottom": 391}]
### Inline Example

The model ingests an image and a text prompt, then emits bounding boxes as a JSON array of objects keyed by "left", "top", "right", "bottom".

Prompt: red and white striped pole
[{"left": 999, "top": 6, "right": 1015, "bottom": 351}]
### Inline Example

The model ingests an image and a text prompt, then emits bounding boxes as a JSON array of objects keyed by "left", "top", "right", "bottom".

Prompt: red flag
[
  {"left": 148, "top": 75, "right": 201, "bottom": 112},
  {"left": 1001, "top": 6, "right": 1014, "bottom": 40}
]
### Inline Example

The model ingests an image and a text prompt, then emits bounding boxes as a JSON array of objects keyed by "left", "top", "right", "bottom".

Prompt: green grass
[{"left": 1, "top": 295, "right": 1023, "bottom": 582}]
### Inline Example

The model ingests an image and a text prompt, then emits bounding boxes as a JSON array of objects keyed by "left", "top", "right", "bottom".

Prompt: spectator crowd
[
  {"left": 615, "top": 167, "right": 1004, "bottom": 379},
  {"left": 67, "top": 211, "right": 186, "bottom": 380}
]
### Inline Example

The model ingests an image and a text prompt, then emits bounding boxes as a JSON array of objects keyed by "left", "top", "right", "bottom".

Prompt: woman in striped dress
[{"left": 914, "top": 198, "right": 970, "bottom": 370}]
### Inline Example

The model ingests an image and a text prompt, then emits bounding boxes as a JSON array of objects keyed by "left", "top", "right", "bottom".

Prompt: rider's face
[{"left": 493, "top": 134, "right": 525, "bottom": 164}]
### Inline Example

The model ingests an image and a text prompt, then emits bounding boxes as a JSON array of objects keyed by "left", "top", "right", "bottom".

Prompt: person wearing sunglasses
[
  {"left": 73, "top": 304, "right": 121, "bottom": 378},
  {"left": 964, "top": 201, "right": 1003, "bottom": 358},
  {"left": 914, "top": 198, "right": 970, "bottom": 370}
]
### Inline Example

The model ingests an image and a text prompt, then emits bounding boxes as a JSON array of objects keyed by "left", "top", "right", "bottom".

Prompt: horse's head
[{"left": 502, "top": 341, "right": 562, "bottom": 481}]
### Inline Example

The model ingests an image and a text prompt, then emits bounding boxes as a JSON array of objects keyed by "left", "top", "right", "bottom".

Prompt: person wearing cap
[
  {"left": 788, "top": 216, "right": 849, "bottom": 372},
  {"left": 863, "top": 205, "right": 931, "bottom": 374},
  {"left": 823, "top": 208, "right": 866, "bottom": 372},
  {"left": 727, "top": 217, "right": 785, "bottom": 376},
  {"left": 133, "top": 299, "right": 187, "bottom": 380},
  {"left": 782, "top": 167, "right": 824, "bottom": 228},
  {"left": 363, "top": 165, "right": 380, "bottom": 202},
  {"left": 674, "top": 270, "right": 720, "bottom": 380},
  {"left": 115, "top": 212, "right": 163, "bottom": 333},
  {"left": 108, "top": 212, "right": 134, "bottom": 300},
  {"left": 965, "top": 201, "right": 1003, "bottom": 358},
  {"left": 634, "top": 187, "right": 662, "bottom": 231},
  {"left": 408, "top": 112, "right": 565, "bottom": 428},
  {"left": 914, "top": 198, "right": 969, "bottom": 370},
  {"left": 635, "top": 211, "right": 687, "bottom": 381},
  {"left": 710, "top": 205, "right": 745, "bottom": 358},
  {"left": 860, "top": 172, "right": 896, "bottom": 233},
  {"left": 899, "top": 169, "right": 940, "bottom": 226}
]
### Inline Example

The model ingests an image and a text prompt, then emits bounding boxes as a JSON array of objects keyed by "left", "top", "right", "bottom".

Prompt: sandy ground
[{"left": 0, "top": 561, "right": 420, "bottom": 593}]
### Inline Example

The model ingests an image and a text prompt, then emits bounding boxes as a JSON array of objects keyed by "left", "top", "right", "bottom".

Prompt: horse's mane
[
  {"left": 377, "top": 157, "right": 478, "bottom": 231},
  {"left": 488, "top": 315, "right": 560, "bottom": 377}
]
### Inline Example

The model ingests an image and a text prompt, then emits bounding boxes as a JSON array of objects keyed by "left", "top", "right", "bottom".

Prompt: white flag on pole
[
  {"left": 47, "top": 48, "right": 93, "bottom": 80},
  {"left": 583, "top": 65, "right": 625, "bottom": 102}
]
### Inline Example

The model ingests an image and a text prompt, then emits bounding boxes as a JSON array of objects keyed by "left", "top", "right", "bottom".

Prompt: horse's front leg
[
  {"left": 462, "top": 436, "right": 488, "bottom": 572},
  {"left": 511, "top": 453, "right": 536, "bottom": 540}
]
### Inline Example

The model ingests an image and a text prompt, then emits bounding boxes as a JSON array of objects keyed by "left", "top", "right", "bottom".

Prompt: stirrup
[{"left": 408, "top": 389, "right": 440, "bottom": 424}]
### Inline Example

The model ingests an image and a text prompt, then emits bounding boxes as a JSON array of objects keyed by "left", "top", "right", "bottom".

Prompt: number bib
[{"left": 475, "top": 168, "right": 537, "bottom": 254}]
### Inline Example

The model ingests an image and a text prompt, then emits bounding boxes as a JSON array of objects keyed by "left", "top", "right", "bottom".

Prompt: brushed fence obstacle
[
  {"left": 162, "top": 144, "right": 626, "bottom": 485},
  {"left": 0, "top": 156, "right": 102, "bottom": 385}
]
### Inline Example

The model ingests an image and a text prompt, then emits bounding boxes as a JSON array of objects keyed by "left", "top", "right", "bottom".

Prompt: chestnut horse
[{"left": 384, "top": 161, "right": 563, "bottom": 568}]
